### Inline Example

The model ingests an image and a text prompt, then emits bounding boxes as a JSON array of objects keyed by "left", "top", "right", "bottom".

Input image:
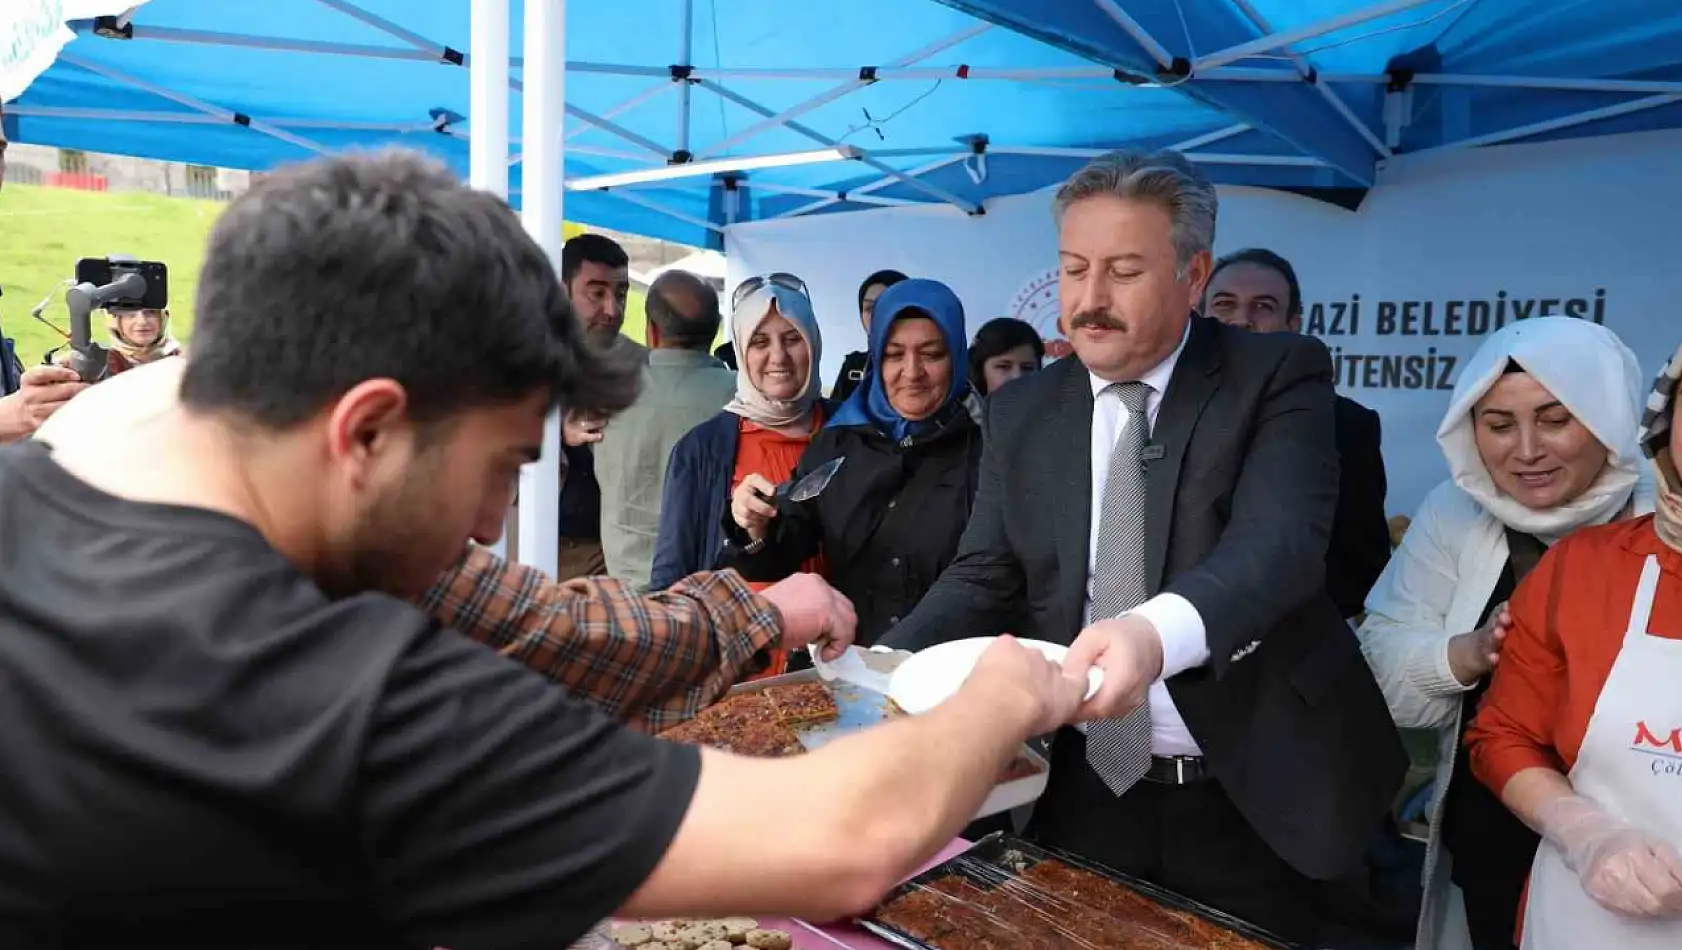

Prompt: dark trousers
[{"left": 1025, "top": 731, "right": 1321, "bottom": 944}]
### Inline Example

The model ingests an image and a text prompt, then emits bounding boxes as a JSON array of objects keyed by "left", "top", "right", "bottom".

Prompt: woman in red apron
[{"left": 1467, "top": 341, "right": 1682, "bottom": 947}]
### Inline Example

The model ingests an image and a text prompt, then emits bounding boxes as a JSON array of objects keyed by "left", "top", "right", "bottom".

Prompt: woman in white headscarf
[
  {"left": 1464, "top": 340, "right": 1682, "bottom": 949},
  {"left": 1359, "top": 316, "right": 1655, "bottom": 950},
  {"left": 651, "top": 273, "right": 829, "bottom": 674}
]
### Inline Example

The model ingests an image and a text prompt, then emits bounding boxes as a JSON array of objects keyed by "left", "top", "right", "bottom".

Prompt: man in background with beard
[{"left": 555, "top": 232, "right": 641, "bottom": 579}]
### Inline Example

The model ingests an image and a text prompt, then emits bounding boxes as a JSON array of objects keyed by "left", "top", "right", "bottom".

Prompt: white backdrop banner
[{"left": 726, "top": 130, "right": 1682, "bottom": 518}]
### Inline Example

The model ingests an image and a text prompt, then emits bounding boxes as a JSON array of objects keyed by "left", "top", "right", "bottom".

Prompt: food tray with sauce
[
  {"left": 722, "top": 670, "right": 1050, "bottom": 820},
  {"left": 859, "top": 832, "right": 1300, "bottom": 950}
]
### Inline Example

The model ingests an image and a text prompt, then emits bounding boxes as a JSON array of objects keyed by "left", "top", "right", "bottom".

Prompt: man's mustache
[{"left": 1069, "top": 311, "right": 1126, "bottom": 332}]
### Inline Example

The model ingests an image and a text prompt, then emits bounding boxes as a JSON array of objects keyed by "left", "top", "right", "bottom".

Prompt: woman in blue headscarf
[{"left": 720, "top": 278, "right": 986, "bottom": 649}]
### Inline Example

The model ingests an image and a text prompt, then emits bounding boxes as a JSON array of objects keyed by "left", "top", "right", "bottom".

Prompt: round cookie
[
  {"left": 720, "top": 918, "right": 757, "bottom": 942},
  {"left": 650, "top": 922, "right": 687, "bottom": 942},
  {"left": 744, "top": 929, "right": 792, "bottom": 950},
  {"left": 689, "top": 922, "right": 730, "bottom": 943},
  {"left": 662, "top": 934, "right": 700, "bottom": 950},
  {"left": 698, "top": 942, "right": 735, "bottom": 950},
  {"left": 640, "top": 943, "right": 672, "bottom": 950},
  {"left": 610, "top": 922, "right": 654, "bottom": 947}
]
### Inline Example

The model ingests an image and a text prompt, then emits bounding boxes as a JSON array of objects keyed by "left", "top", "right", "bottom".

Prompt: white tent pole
[
  {"left": 517, "top": 0, "right": 566, "bottom": 577},
  {"left": 1196, "top": 0, "right": 1440, "bottom": 72},
  {"left": 1092, "top": 0, "right": 1174, "bottom": 68},
  {"left": 55, "top": 53, "right": 329, "bottom": 155},
  {"left": 695, "top": 23, "right": 990, "bottom": 160},
  {"left": 1414, "top": 93, "right": 1682, "bottom": 153},
  {"left": 470, "top": 0, "right": 512, "bottom": 560},
  {"left": 697, "top": 80, "right": 980, "bottom": 212},
  {"left": 677, "top": 0, "right": 693, "bottom": 153},
  {"left": 1225, "top": 0, "right": 1392, "bottom": 158}
]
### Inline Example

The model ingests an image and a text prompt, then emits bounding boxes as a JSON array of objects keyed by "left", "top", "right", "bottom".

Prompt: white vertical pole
[
  {"left": 470, "top": 0, "right": 513, "bottom": 560},
  {"left": 677, "top": 0, "right": 693, "bottom": 153},
  {"left": 517, "top": 0, "right": 566, "bottom": 576}
]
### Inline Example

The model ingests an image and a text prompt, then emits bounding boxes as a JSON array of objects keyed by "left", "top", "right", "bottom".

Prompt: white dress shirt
[{"left": 1085, "top": 322, "right": 1210, "bottom": 756}]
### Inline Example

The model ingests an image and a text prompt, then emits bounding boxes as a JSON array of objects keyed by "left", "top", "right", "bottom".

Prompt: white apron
[{"left": 1521, "top": 554, "right": 1682, "bottom": 949}]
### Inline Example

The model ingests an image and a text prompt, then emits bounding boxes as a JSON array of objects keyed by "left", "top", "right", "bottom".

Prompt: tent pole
[
  {"left": 772, "top": 154, "right": 970, "bottom": 218},
  {"left": 1169, "top": 124, "right": 1250, "bottom": 151},
  {"left": 694, "top": 23, "right": 990, "bottom": 160},
  {"left": 1225, "top": 0, "right": 1391, "bottom": 158},
  {"left": 55, "top": 53, "right": 329, "bottom": 155},
  {"left": 569, "top": 82, "right": 672, "bottom": 140},
  {"left": 677, "top": 0, "right": 693, "bottom": 154},
  {"left": 517, "top": 0, "right": 566, "bottom": 577},
  {"left": 1196, "top": 0, "right": 1440, "bottom": 72},
  {"left": 470, "top": 0, "right": 512, "bottom": 560},
  {"left": 1416, "top": 93, "right": 1682, "bottom": 153},
  {"left": 1414, "top": 74, "right": 1682, "bottom": 95},
  {"left": 1092, "top": 0, "right": 1174, "bottom": 68}
]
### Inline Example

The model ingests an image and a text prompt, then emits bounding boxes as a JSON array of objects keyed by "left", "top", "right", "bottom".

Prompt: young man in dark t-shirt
[{"left": 0, "top": 150, "right": 1090, "bottom": 949}]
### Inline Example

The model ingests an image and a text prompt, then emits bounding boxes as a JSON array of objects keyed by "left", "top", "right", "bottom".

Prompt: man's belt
[{"left": 1143, "top": 754, "right": 1210, "bottom": 785}]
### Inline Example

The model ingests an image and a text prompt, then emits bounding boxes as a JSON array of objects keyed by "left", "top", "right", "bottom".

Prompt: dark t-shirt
[{"left": 0, "top": 441, "right": 699, "bottom": 948}]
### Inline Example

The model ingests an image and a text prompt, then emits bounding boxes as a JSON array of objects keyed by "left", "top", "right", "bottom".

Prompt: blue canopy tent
[{"left": 8, "top": 1, "right": 1681, "bottom": 250}]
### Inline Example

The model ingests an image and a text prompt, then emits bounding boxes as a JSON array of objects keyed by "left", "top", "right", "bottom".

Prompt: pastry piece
[
  {"left": 743, "top": 929, "right": 791, "bottom": 950},
  {"left": 717, "top": 917, "right": 756, "bottom": 943},
  {"left": 658, "top": 694, "right": 806, "bottom": 759},
  {"left": 697, "top": 942, "right": 735, "bottom": 950},
  {"left": 609, "top": 922, "right": 653, "bottom": 946},
  {"left": 763, "top": 681, "right": 840, "bottom": 726},
  {"left": 650, "top": 921, "right": 687, "bottom": 942}
]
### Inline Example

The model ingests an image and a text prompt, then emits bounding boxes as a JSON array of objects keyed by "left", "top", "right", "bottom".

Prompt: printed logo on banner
[
  {"left": 1008, "top": 268, "right": 1073, "bottom": 360},
  {"left": 1630, "top": 720, "right": 1682, "bottom": 779}
]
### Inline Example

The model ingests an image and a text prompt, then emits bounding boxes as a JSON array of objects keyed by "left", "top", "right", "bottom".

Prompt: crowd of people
[{"left": 0, "top": 143, "right": 1678, "bottom": 950}]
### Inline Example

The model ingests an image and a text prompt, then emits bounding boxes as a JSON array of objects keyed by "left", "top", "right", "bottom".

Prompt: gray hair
[{"left": 1052, "top": 149, "right": 1218, "bottom": 276}]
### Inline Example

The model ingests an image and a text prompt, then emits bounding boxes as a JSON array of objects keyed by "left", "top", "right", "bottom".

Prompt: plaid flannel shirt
[{"left": 418, "top": 545, "right": 783, "bottom": 733}]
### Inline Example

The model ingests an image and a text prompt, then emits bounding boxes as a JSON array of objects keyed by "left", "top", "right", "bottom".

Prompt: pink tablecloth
[{"left": 761, "top": 838, "right": 974, "bottom": 950}]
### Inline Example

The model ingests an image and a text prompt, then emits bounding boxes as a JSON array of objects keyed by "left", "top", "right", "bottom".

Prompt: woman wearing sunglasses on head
[
  {"left": 721, "top": 278, "right": 988, "bottom": 653},
  {"left": 651, "top": 273, "right": 834, "bottom": 677}
]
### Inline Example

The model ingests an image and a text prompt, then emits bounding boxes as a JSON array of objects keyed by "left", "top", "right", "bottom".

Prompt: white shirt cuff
[{"left": 1129, "top": 593, "right": 1209, "bottom": 680}]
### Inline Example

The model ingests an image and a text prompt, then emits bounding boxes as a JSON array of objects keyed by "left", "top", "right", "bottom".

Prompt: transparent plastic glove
[{"left": 1537, "top": 794, "right": 1682, "bottom": 918}]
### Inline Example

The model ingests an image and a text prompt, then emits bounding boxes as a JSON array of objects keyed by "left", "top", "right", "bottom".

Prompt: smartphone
[{"left": 74, "top": 257, "right": 168, "bottom": 310}]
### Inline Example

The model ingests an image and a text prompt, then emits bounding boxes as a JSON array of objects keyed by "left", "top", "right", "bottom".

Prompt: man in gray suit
[{"left": 883, "top": 150, "right": 1405, "bottom": 944}]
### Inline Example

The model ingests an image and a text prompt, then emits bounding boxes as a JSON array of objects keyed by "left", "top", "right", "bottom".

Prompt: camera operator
[
  {"left": 49, "top": 303, "right": 182, "bottom": 376},
  {"left": 0, "top": 366, "right": 87, "bottom": 444}
]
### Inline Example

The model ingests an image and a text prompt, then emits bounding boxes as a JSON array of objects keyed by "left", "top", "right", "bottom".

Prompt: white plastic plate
[{"left": 887, "top": 636, "right": 1103, "bottom": 716}]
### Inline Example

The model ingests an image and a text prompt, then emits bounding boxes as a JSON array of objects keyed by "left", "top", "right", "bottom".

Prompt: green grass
[
  {"left": 0, "top": 184, "right": 221, "bottom": 366},
  {"left": 0, "top": 184, "right": 654, "bottom": 368}
]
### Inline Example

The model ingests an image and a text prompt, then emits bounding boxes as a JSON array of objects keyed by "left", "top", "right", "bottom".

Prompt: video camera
[{"left": 58, "top": 256, "right": 169, "bottom": 383}]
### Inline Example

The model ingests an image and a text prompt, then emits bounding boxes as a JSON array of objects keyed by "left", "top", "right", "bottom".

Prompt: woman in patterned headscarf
[{"left": 1463, "top": 344, "right": 1682, "bottom": 949}]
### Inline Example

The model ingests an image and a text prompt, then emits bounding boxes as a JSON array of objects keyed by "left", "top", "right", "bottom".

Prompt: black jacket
[
  {"left": 720, "top": 409, "right": 984, "bottom": 646},
  {"left": 829, "top": 351, "right": 869, "bottom": 401},
  {"left": 883, "top": 316, "right": 1406, "bottom": 882},
  {"left": 1328, "top": 395, "right": 1391, "bottom": 617}
]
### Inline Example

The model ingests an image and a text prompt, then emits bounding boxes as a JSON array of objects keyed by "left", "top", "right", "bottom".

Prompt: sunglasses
[{"left": 732, "top": 272, "right": 808, "bottom": 312}]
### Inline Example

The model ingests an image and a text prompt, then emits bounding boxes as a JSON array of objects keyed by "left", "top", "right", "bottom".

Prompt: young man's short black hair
[
  {"left": 1207, "top": 248, "right": 1303, "bottom": 318},
  {"left": 561, "top": 233, "right": 630, "bottom": 287},
  {"left": 180, "top": 149, "right": 638, "bottom": 429},
  {"left": 645, "top": 270, "right": 720, "bottom": 351}
]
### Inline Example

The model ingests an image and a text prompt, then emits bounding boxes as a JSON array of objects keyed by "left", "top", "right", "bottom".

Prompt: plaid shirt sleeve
[{"left": 416, "top": 545, "right": 783, "bottom": 733}]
